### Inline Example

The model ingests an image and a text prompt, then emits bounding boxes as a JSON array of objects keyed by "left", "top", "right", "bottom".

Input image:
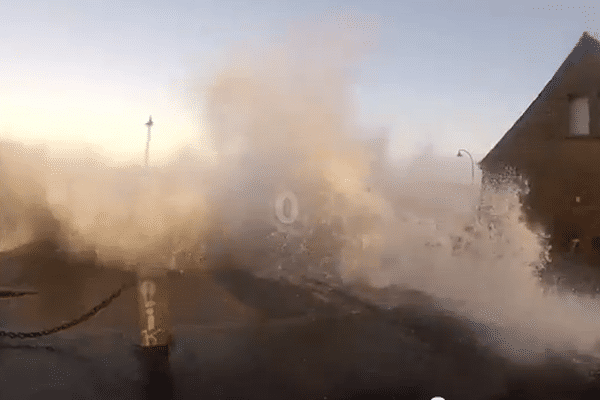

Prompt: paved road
[{"left": 2, "top": 240, "right": 600, "bottom": 399}]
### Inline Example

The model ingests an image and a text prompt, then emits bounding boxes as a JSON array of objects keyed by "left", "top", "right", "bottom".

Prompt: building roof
[{"left": 480, "top": 32, "right": 600, "bottom": 171}]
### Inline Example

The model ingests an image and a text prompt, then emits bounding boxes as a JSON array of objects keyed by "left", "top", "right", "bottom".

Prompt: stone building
[{"left": 479, "top": 32, "right": 600, "bottom": 259}]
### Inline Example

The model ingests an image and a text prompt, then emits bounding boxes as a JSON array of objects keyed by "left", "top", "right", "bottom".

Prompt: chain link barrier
[
  {"left": 0, "top": 291, "right": 37, "bottom": 298},
  {"left": 0, "top": 280, "right": 136, "bottom": 339}
]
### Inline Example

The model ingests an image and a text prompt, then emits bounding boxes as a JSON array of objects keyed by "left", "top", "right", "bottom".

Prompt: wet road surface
[{"left": 2, "top": 241, "right": 600, "bottom": 399}]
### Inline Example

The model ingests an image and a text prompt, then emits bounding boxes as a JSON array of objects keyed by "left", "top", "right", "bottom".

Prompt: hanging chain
[{"left": 0, "top": 280, "right": 136, "bottom": 339}]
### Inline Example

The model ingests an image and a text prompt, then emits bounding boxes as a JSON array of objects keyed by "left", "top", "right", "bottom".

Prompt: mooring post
[{"left": 136, "top": 266, "right": 174, "bottom": 399}]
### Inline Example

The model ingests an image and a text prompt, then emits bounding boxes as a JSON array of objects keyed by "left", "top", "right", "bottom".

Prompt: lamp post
[
  {"left": 145, "top": 116, "right": 153, "bottom": 169},
  {"left": 457, "top": 149, "right": 475, "bottom": 185}
]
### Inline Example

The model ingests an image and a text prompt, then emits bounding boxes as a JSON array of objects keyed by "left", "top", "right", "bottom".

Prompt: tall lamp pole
[
  {"left": 144, "top": 116, "right": 153, "bottom": 169},
  {"left": 457, "top": 148, "right": 475, "bottom": 185}
]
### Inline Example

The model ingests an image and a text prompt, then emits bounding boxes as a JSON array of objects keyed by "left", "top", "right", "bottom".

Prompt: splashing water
[
  {"left": 1, "top": 8, "right": 600, "bottom": 364},
  {"left": 348, "top": 173, "right": 600, "bottom": 359},
  {"left": 193, "top": 14, "right": 600, "bottom": 359}
]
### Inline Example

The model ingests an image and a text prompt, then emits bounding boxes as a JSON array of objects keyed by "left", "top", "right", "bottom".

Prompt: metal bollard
[
  {"left": 136, "top": 266, "right": 174, "bottom": 399},
  {"left": 140, "top": 280, "right": 162, "bottom": 346},
  {"left": 137, "top": 266, "right": 172, "bottom": 347}
]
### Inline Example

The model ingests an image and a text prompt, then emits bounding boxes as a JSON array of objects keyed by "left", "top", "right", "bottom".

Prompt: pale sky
[{"left": 1, "top": 0, "right": 598, "bottom": 165}]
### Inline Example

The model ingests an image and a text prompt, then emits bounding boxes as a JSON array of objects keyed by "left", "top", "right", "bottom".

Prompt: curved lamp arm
[{"left": 457, "top": 149, "right": 475, "bottom": 185}]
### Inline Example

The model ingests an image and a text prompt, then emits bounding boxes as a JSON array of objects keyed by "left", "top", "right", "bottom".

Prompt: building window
[{"left": 569, "top": 97, "right": 590, "bottom": 135}]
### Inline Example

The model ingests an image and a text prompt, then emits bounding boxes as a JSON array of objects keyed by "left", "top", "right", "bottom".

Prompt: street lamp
[
  {"left": 457, "top": 149, "right": 475, "bottom": 185},
  {"left": 144, "top": 116, "right": 153, "bottom": 169}
]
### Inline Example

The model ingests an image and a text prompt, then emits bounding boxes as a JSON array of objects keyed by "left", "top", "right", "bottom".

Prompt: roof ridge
[{"left": 480, "top": 31, "right": 600, "bottom": 169}]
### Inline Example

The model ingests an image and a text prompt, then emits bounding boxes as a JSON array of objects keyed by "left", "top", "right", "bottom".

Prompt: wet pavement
[{"left": 3, "top": 241, "right": 600, "bottom": 399}]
